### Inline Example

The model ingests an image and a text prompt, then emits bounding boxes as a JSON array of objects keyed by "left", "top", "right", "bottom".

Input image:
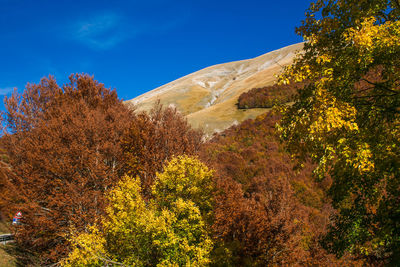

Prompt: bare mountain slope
[{"left": 126, "top": 43, "right": 303, "bottom": 136}]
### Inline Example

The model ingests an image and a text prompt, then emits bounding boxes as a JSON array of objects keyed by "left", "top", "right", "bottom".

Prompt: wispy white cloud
[
  {"left": 0, "top": 87, "right": 14, "bottom": 95},
  {"left": 68, "top": 11, "right": 187, "bottom": 50},
  {"left": 70, "top": 13, "right": 131, "bottom": 50}
]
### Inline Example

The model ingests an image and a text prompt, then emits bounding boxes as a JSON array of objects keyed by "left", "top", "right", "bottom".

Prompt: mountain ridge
[{"left": 126, "top": 42, "right": 303, "bottom": 136}]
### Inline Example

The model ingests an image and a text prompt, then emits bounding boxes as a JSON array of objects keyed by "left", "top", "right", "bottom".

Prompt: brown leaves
[
  {"left": 0, "top": 75, "right": 204, "bottom": 264},
  {"left": 200, "top": 111, "right": 357, "bottom": 265},
  {"left": 0, "top": 74, "right": 133, "bottom": 264},
  {"left": 122, "top": 101, "right": 203, "bottom": 197},
  {"left": 237, "top": 81, "right": 306, "bottom": 109}
]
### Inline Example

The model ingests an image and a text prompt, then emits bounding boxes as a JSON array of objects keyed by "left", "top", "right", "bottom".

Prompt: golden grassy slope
[
  {"left": 0, "top": 220, "right": 15, "bottom": 267},
  {"left": 126, "top": 43, "right": 303, "bottom": 136},
  {"left": 0, "top": 246, "right": 15, "bottom": 267}
]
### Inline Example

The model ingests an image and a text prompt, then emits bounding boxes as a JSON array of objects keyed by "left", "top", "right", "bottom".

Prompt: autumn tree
[
  {"left": 62, "top": 156, "right": 214, "bottom": 266},
  {"left": 0, "top": 74, "right": 133, "bottom": 265},
  {"left": 200, "top": 111, "right": 357, "bottom": 265},
  {"left": 0, "top": 152, "right": 14, "bottom": 225},
  {"left": 122, "top": 102, "right": 203, "bottom": 197},
  {"left": 237, "top": 81, "right": 306, "bottom": 109},
  {"left": 278, "top": 0, "right": 400, "bottom": 263}
]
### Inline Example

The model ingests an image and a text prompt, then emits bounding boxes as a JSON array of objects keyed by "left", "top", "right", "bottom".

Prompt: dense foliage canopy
[
  {"left": 279, "top": 0, "right": 400, "bottom": 263},
  {"left": 0, "top": 74, "right": 133, "bottom": 264},
  {"left": 237, "top": 81, "right": 305, "bottom": 109},
  {"left": 200, "top": 112, "right": 359, "bottom": 265},
  {"left": 122, "top": 102, "right": 203, "bottom": 198},
  {"left": 0, "top": 75, "right": 202, "bottom": 265},
  {"left": 62, "top": 156, "right": 214, "bottom": 266}
]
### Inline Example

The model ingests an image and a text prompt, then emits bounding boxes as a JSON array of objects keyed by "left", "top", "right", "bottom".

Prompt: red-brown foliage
[
  {"left": 237, "top": 81, "right": 306, "bottom": 109},
  {"left": 122, "top": 102, "right": 203, "bottom": 197},
  {"left": 199, "top": 111, "right": 361, "bottom": 265},
  {"left": 0, "top": 74, "right": 133, "bottom": 265}
]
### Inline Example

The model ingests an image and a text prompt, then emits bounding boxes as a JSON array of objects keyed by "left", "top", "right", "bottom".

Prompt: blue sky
[{"left": 0, "top": 0, "right": 312, "bottom": 107}]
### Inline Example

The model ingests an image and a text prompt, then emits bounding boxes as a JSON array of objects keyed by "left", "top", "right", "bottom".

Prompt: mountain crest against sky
[{"left": 126, "top": 43, "right": 303, "bottom": 135}]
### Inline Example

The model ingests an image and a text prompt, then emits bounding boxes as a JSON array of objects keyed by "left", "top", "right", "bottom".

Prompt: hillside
[{"left": 126, "top": 43, "right": 303, "bottom": 136}]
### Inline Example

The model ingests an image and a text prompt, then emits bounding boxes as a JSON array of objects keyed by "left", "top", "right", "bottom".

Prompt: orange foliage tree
[
  {"left": 200, "top": 111, "right": 360, "bottom": 265},
  {"left": 122, "top": 102, "right": 203, "bottom": 197},
  {"left": 0, "top": 74, "right": 133, "bottom": 265},
  {"left": 237, "top": 81, "right": 306, "bottom": 109}
]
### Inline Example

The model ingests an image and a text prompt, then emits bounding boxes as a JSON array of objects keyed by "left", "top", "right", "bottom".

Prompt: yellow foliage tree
[
  {"left": 279, "top": 0, "right": 400, "bottom": 264},
  {"left": 62, "top": 156, "right": 214, "bottom": 266}
]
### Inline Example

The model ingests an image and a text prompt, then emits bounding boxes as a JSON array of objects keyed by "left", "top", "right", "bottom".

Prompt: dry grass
[
  {"left": 0, "top": 218, "right": 15, "bottom": 266},
  {"left": 0, "top": 246, "right": 16, "bottom": 267},
  {"left": 126, "top": 43, "right": 303, "bottom": 136},
  {"left": 175, "top": 86, "right": 211, "bottom": 115},
  {"left": 188, "top": 96, "right": 270, "bottom": 137}
]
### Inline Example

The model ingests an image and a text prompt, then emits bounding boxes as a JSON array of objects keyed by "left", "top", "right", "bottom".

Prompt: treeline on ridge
[{"left": 237, "top": 81, "right": 306, "bottom": 109}]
